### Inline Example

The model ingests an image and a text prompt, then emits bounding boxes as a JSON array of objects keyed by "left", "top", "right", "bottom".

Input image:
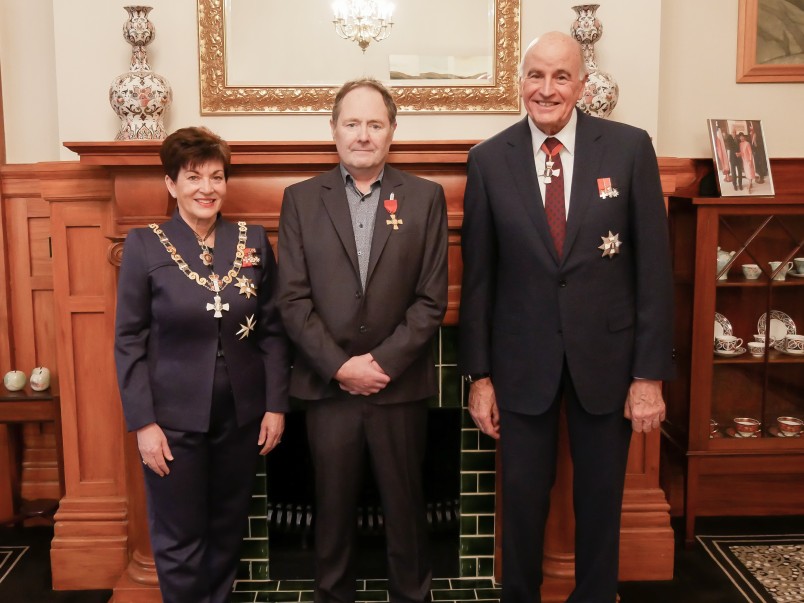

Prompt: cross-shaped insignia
[
  {"left": 235, "top": 276, "right": 257, "bottom": 299},
  {"left": 237, "top": 314, "right": 256, "bottom": 340},
  {"left": 541, "top": 161, "right": 561, "bottom": 184},
  {"left": 206, "top": 294, "right": 230, "bottom": 318},
  {"left": 386, "top": 214, "right": 404, "bottom": 230}
]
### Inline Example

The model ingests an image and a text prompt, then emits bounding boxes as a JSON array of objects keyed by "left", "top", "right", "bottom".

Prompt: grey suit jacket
[
  {"left": 459, "top": 110, "right": 674, "bottom": 415},
  {"left": 277, "top": 165, "right": 448, "bottom": 403}
]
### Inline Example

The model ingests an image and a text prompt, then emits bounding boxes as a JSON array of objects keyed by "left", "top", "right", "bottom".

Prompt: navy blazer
[
  {"left": 459, "top": 110, "right": 674, "bottom": 415},
  {"left": 277, "top": 165, "right": 448, "bottom": 404},
  {"left": 115, "top": 211, "right": 289, "bottom": 432}
]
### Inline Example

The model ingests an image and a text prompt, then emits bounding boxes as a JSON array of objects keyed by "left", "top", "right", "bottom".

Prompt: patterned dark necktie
[{"left": 541, "top": 137, "right": 566, "bottom": 257}]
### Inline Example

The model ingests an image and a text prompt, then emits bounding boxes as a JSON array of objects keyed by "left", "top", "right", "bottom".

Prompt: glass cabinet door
[{"left": 710, "top": 211, "right": 804, "bottom": 441}]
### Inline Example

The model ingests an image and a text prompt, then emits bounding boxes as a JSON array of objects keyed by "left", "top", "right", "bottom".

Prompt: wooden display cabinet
[{"left": 665, "top": 196, "right": 804, "bottom": 544}]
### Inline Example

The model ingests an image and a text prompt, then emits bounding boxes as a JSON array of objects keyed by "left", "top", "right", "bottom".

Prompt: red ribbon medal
[{"left": 384, "top": 193, "right": 403, "bottom": 230}]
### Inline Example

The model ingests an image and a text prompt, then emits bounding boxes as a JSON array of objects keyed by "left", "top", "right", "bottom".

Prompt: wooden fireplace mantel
[{"left": 1, "top": 141, "right": 706, "bottom": 600}]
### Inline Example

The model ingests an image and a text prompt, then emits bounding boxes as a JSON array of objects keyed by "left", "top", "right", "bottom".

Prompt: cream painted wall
[
  {"left": 657, "top": 0, "right": 804, "bottom": 158},
  {"left": 0, "top": 0, "right": 60, "bottom": 162},
  {"left": 2, "top": 0, "right": 800, "bottom": 163},
  {"left": 1, "top": 0, "right": 660, "bottom": 162}
]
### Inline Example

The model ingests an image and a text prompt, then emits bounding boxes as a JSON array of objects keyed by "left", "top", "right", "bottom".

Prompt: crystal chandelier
[{"left": 332, "top": 1, "right": 394, "bottom": 53}]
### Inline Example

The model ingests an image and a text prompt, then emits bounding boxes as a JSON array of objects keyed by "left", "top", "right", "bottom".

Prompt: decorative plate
[
  {"left": 757, "top": 310, "right": 796, "bottom": 349},
  {"left": 714, "top": 347, "right": 747, "bottom": 357},
  {"left": 714, "top": 312, "right": 733, "bottom": 342}
]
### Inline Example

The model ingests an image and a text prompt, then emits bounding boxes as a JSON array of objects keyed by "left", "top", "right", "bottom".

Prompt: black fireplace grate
[{"left": 266, "top": 498, "right": 460, "bottom": 535}]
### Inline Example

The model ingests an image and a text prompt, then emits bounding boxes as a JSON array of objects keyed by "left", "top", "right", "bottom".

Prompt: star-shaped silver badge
[
  {"left": 598, "top": 231, "right": 622, "bottom": 258},
  {"left": 236, "top": 314, "right": 256, "bottom": 340},
  {"left": 235, "top": 276, "right": 257, "bottom": 299}
]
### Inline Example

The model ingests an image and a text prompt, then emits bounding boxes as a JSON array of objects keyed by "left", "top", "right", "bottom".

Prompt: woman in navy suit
[{"left": 114, "top": 127, "right": 289, "bottom": 603}]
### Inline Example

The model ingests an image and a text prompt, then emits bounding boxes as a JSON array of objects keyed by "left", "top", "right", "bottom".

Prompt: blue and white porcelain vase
[{"left": 109, "top": 6, "right": 172, "bottom": 140}]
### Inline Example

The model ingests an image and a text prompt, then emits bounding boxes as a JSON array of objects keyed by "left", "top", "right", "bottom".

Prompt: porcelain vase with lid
[{"left": 109, "top": 6, "right": 172, "bottom": 140}]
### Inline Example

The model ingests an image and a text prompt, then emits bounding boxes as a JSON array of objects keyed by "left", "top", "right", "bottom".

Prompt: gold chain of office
[{"left": 149, "top": 221, "right": 247, "bottom": 293}]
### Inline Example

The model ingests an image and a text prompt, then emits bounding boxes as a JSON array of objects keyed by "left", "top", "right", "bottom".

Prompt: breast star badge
[
  {"left": 598, "top": 231, "right": 622, "bottom": 258},
  {"left": 235, "top": 276, "right": 257, "bottom": 299},
  {"left": 237, "top": 314, "right": 256, "bottom": 340}
]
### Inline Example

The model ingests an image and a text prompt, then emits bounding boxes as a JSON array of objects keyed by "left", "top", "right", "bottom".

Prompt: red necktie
[{"left": 541, "top": 137, "right": 565, "bottom": 257}]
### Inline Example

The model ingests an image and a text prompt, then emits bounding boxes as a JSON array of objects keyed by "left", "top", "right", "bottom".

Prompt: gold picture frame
[
  {"left": 197, "top": 0, "right": 521, "bottom": 113},
  {"left": 737, "top": 0, "right": 804, "bottom": 83}
]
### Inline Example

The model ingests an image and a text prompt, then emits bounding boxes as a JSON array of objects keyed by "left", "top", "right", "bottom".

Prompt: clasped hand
[{"left": 335, "top": 353, "right": 390, "bottom": 395}]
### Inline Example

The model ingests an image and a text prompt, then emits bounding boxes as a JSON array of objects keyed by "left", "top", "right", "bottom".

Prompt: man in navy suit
[
  {"left": 459, "top": 32, "right": 674, "bottom": 602},
  {"left": 277, "top": 79, "right": 448, "bottom": 603}
]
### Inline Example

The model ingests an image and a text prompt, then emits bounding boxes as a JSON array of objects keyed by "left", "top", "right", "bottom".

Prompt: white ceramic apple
[
  {"left": 3, "top": 370, "right": 27, "bottom": 391},
  {"left": 29, "top": 366, "right": 51, "bottom": 391}
]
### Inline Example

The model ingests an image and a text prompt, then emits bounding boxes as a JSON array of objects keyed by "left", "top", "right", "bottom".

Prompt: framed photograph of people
[{"left": 707, "top": 119, "right": 774, "bottom": 197}]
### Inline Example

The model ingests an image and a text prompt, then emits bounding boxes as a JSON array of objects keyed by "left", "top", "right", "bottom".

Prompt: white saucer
[
  {"left": 768, "top": 426, "right": 802, "bottom": 438},
  {"left": 714, "top": 347, "right": 747, "bottom": 357},
  {"left": 788, "top": 270, "right": 804, "bottom": 278},
  {"left": 779, "top": 347, "right": 804, "bottom": 356}
]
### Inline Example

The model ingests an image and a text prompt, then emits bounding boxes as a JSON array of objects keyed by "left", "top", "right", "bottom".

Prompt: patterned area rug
[
  {"left": 0, "top": 546, "right": 28, "bottom": 585},
  {"left": 698, "top": 534, "right": 804, "bottom": 603}
]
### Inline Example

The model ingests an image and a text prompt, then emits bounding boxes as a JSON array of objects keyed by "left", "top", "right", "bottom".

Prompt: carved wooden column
[{"left": 43, "top": 164, "right": 130, "bottom": 588}]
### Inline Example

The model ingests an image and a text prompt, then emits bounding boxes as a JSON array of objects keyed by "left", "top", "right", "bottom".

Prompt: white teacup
[
  {"left": 753, "top": 333, "right": 779, "bottom": 348},
  {"left": 715, "top": 335, "right": 743, "bottom": 353},
  {"left": 741, "top": 264, "right": 762, "bottom": 280},
  {"left": 795, "top": 257, "right": 804, "bottom": 274},
  {"left": 747, "top": 342, "right": 765, "bottom": 356},
  {"left": 785, "top": 334, "right": 804, "bottom": 354},
  {"left": 769, "top": 261, "right": 794, "bottom": 281}
]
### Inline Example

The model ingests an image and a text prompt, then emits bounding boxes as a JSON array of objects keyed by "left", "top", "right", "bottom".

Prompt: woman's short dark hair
[
  {"left": 160, "top": 126, "right": 232, "bottom": 182},
  {"left": 332, "top": 78, "right": 397, "bottom": 125}
]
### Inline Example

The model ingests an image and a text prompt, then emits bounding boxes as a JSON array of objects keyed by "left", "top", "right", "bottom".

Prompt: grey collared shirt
[{"left": 340, "top": 165, "right": 383, "bottom": 289}]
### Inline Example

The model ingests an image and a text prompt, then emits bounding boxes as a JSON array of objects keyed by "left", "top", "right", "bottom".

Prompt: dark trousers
[
  {"left": 144, "top": 356, "right": 262, "bottom": 603},
  {"left": 729, "top": 154, "right": 744, "bottom": 189},
  {"left": 500, "top": 365, "right": 632, "bottom": 603},
  {"left": 306, "top": 397, "right": 431, "bottom": 603}
]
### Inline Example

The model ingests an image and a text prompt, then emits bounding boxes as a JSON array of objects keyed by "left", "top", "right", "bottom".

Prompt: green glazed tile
[
  {"left": 249, "top": 495, "right": 267, "bottom": 516},
  {"left": 449, "top": 577, "right": 494, "bottom": 588},
  {"left": 276, "top": 580, "right": 314, "bottom": 591},
  {"left": 432, "top": 589, "right": 476, "bottom": 600},
  {"left": 236, "top": 560, "right": 251, "bottom": 580},
  {"left": 477, "top": 515, "right": 495, "bottom": 535},
  {"left": 461, "top": 472, "right": 478, "bottom": 492},
  {"left": 440, "top": 367, "right": 461, "bottom": 408},
  {"left": 475, "top": 589, "right": 503, "bottom": 599},
  {"left": 441, "top": 326, "right": 458, "bottom": 365},
  {"left": 229, "top": 593, "right": 258, "bottom": 603},
  {"left": 460, "top": 536, "right": 495, "bottom": 556},
  {"left": 477, "top": 557, "right": 495, "bottom": 577},
  {"left": 239, "top": 539, "right": 268, "bottom": 559},
  {"left": 461, "top": 429, "right": 479, "bottom": 451},
  {"left": 461, "top": 411, "right": 476, "bottom": 428},
  {"left": 251, "top": 562, "right": 269, "bottom": 580},
  {"left": 234, "top": 580, "right": 278, "bottom": 592},
  {"left": 461, "top": 451, "right": 495, "bottom": 472},
  {"left": 355, "top": 590, "right": 389, "bottom": 601},
  {"left": 431, "top": 578, "right": 451, "bottom": 589},
  {"left": 460, "top": 557, "right": 477, "bottom": 577},
  {"left": 250, "top": 518, "right": 268, "bottom": 539},
  {"left": 363, "top": 579, "right": 389, "bottom": 590},
  {"left": 256, "top": 591, "right": 301, "bottom": 602},
  {"left": 460, "top": 493, "right": 496, "bottom": 514},
  {"left": 477, "top": 473, "right": 496, "bottom": 493},
  {"left": 460, "top": 514, "right": 478, "bottom": 535}
]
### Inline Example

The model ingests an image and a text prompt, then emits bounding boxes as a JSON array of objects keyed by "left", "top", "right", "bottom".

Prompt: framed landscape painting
[{"left": 707, "top": 119, "right": 775, "bottom": 197}]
